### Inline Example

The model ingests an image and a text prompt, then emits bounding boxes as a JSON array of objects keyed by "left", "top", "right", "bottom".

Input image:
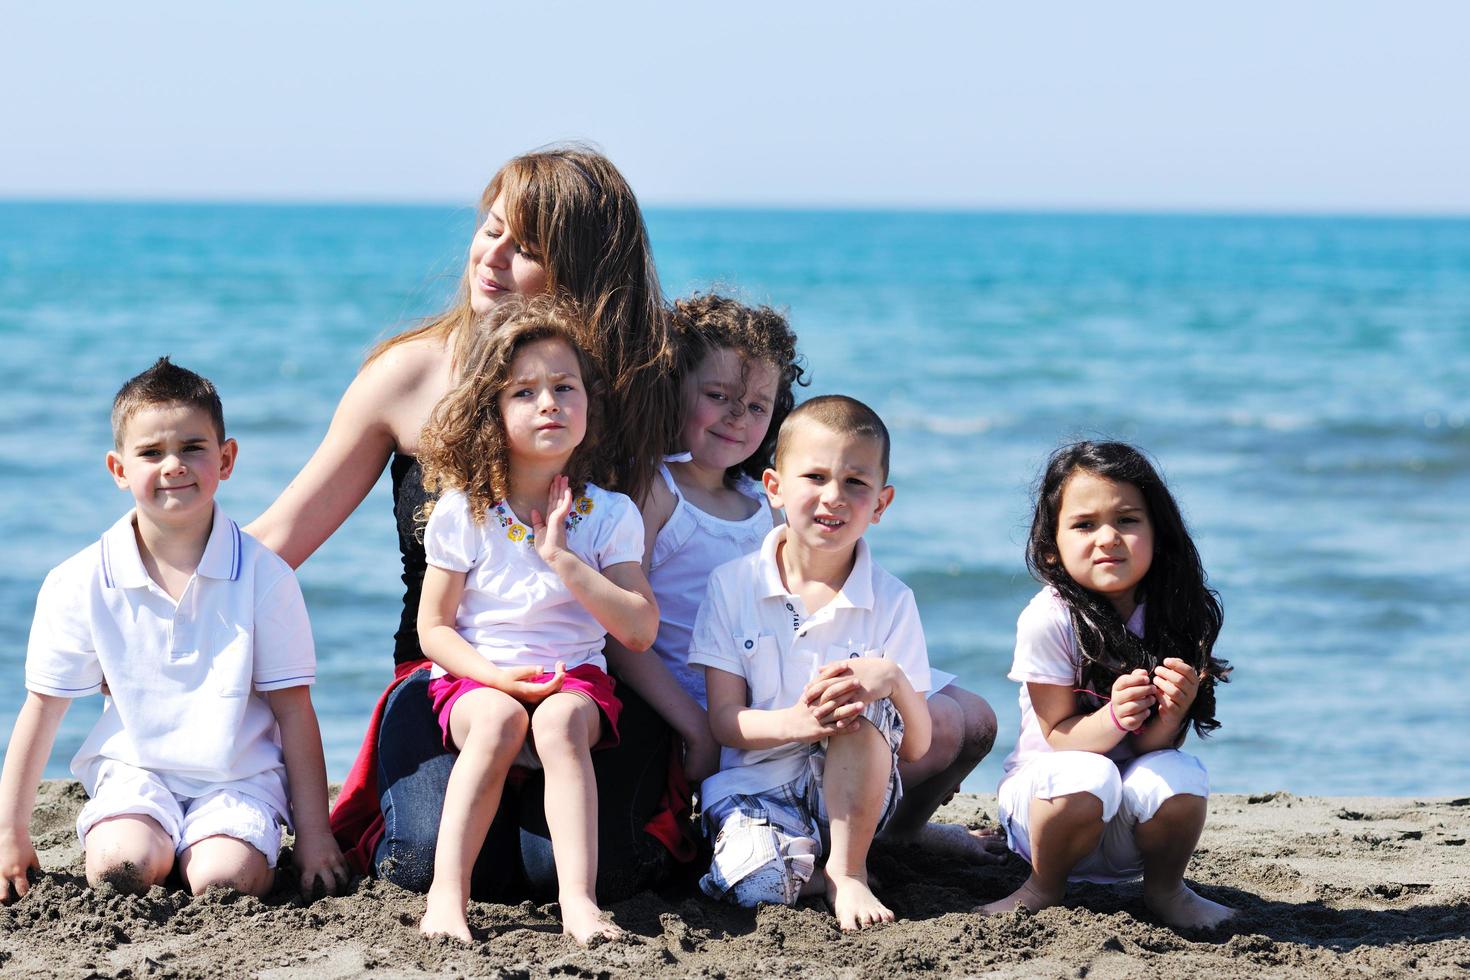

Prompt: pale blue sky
[{"left": 4, "top": 1, "right": 1467, "bottom": 212}]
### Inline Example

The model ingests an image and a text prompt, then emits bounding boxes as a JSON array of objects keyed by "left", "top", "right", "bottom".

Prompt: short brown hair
[
  {"left": 775, "top": 395, "right": 891, "bottom": 482},
  {"left": 111, "top": 357, "right": 226, "bottom": 449}
]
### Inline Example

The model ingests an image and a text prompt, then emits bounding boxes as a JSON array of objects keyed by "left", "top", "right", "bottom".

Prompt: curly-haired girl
[{"left": 415, "top": 296, "right": 657, "bottom": 944}]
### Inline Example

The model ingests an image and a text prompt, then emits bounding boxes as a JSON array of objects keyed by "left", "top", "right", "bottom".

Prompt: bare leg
[
  {"left": 822, "top": 717, "right": 895, "bottom": 931},
  {"left": 179, "top": 836, "right": 273, "bottom": 896},
  {"left": 980, "top": 791, "right": 1103, "bottom": 915},
  {"left": 532, "top": 692, "right": 621, "bottom": 945},
  {"left": 887, "top": 686, "right": 1003, "bottom": 862},
  {"left": 84, "top": 814, "right": 174, "bottom": 894},
  {"left": 420, "top": 688, "right": 529, "bottom": 942},
  {"left": 1136, "top": 794, "right": 1234, "bottom": 929}
]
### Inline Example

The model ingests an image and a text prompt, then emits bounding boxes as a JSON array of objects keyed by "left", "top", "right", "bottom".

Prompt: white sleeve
[
  {"left": 1009, "top": 592, "right": 1078, "bottom": 686},
  {"left": 24, "top": 568, "right": 103, "bottom": 698},
  {"left": 592, "top": 492, "right": 646, "bottom": 569},
  {"left": 422, "top": 490, "right": 482, "bottom": 572},
  {"left": 686, "top": 569, "right": 746, "bottom": 679},
  {"left": 252, "top": 562, "right": 317, "bottom": 691},
  {"left": 881, "top": 588, "right": 932, "bottom": 695}
]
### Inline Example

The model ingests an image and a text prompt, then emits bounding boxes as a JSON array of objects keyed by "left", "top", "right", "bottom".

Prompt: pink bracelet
[{"left": 1108, "top": 700, "right": 1130, "bottom": 734}]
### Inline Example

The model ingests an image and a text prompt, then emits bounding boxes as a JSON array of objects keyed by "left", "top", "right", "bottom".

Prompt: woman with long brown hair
[{"left": 247, "top": 146, "right": 687, "bottom": 902}]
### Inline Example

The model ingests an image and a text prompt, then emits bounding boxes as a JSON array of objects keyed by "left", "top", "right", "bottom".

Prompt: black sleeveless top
[{"left": 390, "top": 453, "right": 432, "bottom": 666}]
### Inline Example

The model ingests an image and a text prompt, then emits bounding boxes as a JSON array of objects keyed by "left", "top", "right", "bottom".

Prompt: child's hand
[
  {"left": 0, "top": 829, "right": 39, "bottom": 905},
  {"left": 1149, "top": 658, "right": 1202, "bottom": 731},
  {"left": 291, "top": 829, "right": 349, "bottom": 900},
  {"left": 1108, "top": 669, "right": 1156, "bottom": 732},
  {"left": 495, "top": 662, "right": 566, "bottom": 703},
  {"left": 681, "top": 730, "right": 722, "bottom": 784},
  {"left": 532, "top": 475, "right": 574, "bottom": 566},
  {"left": 799, "top": 659, "right": 896, "bottom": 718}
]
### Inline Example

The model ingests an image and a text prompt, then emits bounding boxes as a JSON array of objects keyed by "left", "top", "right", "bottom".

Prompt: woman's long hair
[
  {"left": 1026, "top": 441, "right": 1229, "bottom": 736},
  {"left": 418, "top": 296, "right": 605, "bottom": 527},
  {"left": 368, "top": 144, "right": 676, "bottom": 502}
]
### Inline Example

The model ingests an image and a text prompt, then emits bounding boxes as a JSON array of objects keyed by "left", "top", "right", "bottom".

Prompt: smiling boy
[
  {"left": 0, "top": 358, "right": 346, "bottom": 904},
  {"left": 690, "top": 395, "right": 933, "bottom": 932}
]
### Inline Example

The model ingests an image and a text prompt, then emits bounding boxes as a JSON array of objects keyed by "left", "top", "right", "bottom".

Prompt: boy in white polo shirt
[
  {"left": 0, "top": 357, "right": 346, "bottom": 904},
  {"left": 690, "top": 395, "right": 933, "bottom": 932}
]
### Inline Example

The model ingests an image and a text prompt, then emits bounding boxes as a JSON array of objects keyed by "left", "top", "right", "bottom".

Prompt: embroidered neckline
[{"left": 492, "top": 496, "right": 595, "bottom": 545}]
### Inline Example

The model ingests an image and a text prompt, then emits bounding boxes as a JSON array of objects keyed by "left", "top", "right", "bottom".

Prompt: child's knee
[
  {"left": 530, "top": 692, "right": 598, "bottom": 747},
  {"left": 83, "top": 814, "right": 174, "bottom": 891},
  {"left": 180, "top": 836, "right": 273, "bottom": 896},
  {"left": 1031, "top": 752, "right": 1124, "bottom": 821},
  {"left": 1120, "top": 750, "right": 1209, "bottom": 823}
]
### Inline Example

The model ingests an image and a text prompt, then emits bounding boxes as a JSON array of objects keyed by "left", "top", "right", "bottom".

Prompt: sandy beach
[{"left": 1, "top": 782, "right": 1466, "bottom": 978}]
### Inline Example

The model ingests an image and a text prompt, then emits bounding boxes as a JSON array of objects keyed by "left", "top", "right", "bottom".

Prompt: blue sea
[{"left": 1, "top": 202, "right": 1466, "bottom": 797}]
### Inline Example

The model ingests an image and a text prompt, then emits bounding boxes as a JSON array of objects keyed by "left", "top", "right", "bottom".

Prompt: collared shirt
[
  {"left": 422, "top": 484, "right": 644, "bottom": 674},
  {"left": 689, "top": 525, "right": 931, "bottom": 808},
  {"left": 25, "top": 504, "right": 315, "bottom": 815}
]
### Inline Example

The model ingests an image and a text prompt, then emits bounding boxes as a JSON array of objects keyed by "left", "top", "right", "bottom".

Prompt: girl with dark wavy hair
[{"left": 983, "top": 441, "right": 1234, "bottom": 930}]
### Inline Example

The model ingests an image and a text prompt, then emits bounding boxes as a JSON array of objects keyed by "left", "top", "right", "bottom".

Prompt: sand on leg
[
  {"left": 178, "top": 836, "right": 273, "bottom": 896},
  {"left": 420, "top": 687, "right": 530, "bottom": 942},
  {"left": 84, "top": 814, "right": 174, "bottom": 894}
]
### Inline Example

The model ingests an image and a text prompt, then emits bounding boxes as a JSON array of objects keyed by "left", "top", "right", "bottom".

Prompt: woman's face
[{"left": 467, "top": 193, "right": 549, "bottom": 314}]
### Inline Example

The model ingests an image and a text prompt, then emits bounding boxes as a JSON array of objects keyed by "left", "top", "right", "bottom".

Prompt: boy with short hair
[
  {"left": 690, "top": 394, "right": 933, "bottom": 932},
  {"left": 0, "top": 357, "right": 346, "bottom": 903}
]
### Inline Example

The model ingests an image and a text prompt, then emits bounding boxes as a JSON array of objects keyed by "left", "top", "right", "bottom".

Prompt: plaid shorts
[{"left": 699, "top": 698, "right": 905, "bottom": 907}]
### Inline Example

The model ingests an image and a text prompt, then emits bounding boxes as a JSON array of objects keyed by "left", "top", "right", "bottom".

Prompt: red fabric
[
  {"left": 328, "top": 659, "right": 698, "bottom": 874},
  {"left": 328, "top": 659, "right": 426, "bottom": 875}
]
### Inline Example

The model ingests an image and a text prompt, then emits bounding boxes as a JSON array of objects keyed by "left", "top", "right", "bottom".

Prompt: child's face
[
  {"left": 498, "top": 337, "right": 588, "bottom": 466},
  {"left": 106, "top": 403, "right": 236, "bottom": 528},
  {"left": 1054, "top": 470, "right": 1154, "bottom": 618},
  {"left": 680, "top": 348, "right": 779, "bottom": 473},
  {"left": 468, "top": 193, "right": 550, "bottom": 315},
  {"left": 763, "top": 420, "right": 892, "bottom": 558}
]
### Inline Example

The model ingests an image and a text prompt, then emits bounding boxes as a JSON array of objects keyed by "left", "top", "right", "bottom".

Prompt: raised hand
[{"left": 532, "top": 475, "right": 574, "bottom": 566}]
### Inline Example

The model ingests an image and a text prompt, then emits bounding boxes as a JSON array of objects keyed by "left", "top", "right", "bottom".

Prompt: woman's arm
[{"left": 245, "top": 341, "right": 447, "bottom": 568}]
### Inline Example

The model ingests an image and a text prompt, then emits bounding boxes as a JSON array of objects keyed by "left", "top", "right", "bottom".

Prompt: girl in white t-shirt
[
  {"left": 985, "top": 441, "right": 1234, "bottom": 930},
  {"left": 414, "top": 297, "right": 657, "bottom": 945},
  {"left": 605, "top": 294, "right": 806, "bottom": 784}
]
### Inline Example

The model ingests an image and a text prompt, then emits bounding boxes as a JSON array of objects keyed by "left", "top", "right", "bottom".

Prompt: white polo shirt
[
  {"left": 422, "top": 484, "right": 645, "bottom": 674},
  {"left": 25, "top": 504, "right": 315, "bottom": 818},
  {"left": 689, "top": 525, "right": 932, "bottom": 808}
]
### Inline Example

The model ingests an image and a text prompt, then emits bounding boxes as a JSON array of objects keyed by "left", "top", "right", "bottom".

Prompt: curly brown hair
[
  {"left": 418, "top": 295, "right": 605, "bottom": 526},
  {"left": 670, "top": 293, "right": 808, "bottom": 486}
]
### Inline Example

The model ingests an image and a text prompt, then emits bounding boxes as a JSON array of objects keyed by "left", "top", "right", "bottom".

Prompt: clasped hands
[
  {"left": 784, "top": 658, "right": 897, "bottom": 743},
  {"left": 1107, "top": 657, "right": 1205, "bottom": 734}
]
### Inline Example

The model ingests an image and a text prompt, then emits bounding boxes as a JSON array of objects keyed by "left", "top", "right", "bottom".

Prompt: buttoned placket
[{"left": 144, "top": 574, "right": 201, "bottom": 662}]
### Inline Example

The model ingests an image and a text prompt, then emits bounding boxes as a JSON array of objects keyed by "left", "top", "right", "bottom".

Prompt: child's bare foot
[
  {"left": 979, "top": 876, "right": 1065, "bottom": 915},
  {"left": 908, "top": 822, "right": 1009, "bottom": 864},
  {"left": 560, "top": 895, "right": 622, "bottom": 945},
  {"left": 824, "top": 869, "right": 894, "bottom": 931},
  {"left": 419, "top": 889, "right": 473, "bottom": 943},
  {"left": 1144, "top": 882, "right": 1235, "bottom": 930}
]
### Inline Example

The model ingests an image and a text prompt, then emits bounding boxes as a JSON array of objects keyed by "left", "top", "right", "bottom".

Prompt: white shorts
[
  {"left": 997, "top": 749, "right": 1209, "bottom": 884},
  {"left": 76, "top": 760, "right": 285, "bottom": 868}
]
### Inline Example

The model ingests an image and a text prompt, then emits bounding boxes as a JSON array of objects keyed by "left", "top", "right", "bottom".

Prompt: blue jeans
[{"left": 374, "top": 668, "right": 675, "bottom": 902}]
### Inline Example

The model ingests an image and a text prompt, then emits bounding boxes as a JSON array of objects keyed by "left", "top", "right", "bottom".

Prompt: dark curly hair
[
  {"left": 1026, "top": 441, "right": 1230, "bottom": 737},
  {"left": 418, "top": 295, "right": 606, "bottom": 527},
  {"left": 670, "top": 293, "right": 809, "bottom": 487}
]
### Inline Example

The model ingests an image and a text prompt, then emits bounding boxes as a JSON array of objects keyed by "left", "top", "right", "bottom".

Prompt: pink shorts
[{"left": 427, "top": 664, "right": 622, "bottom": 756}]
